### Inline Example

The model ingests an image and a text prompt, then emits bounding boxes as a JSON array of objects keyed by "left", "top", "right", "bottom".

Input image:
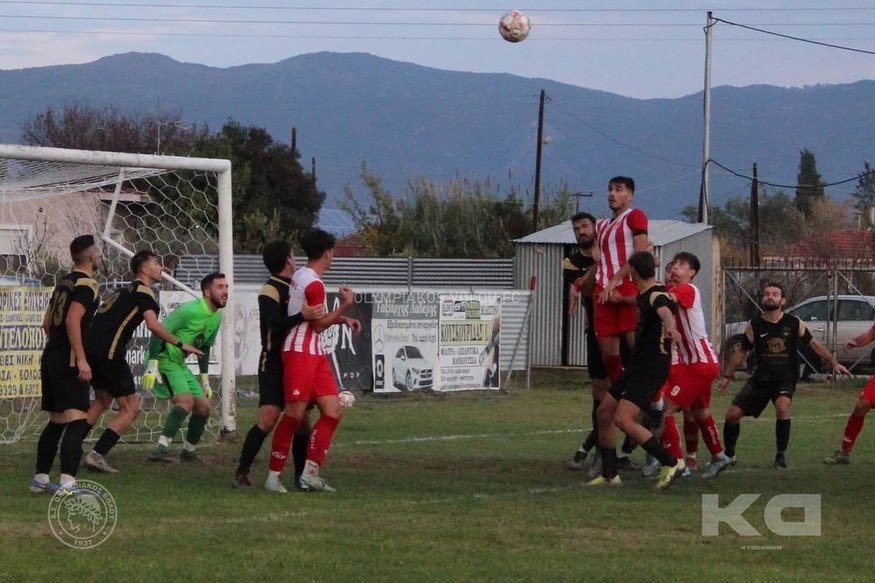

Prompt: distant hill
[{"left": 1, "top": 51, "right": 873, "bottom": 220}]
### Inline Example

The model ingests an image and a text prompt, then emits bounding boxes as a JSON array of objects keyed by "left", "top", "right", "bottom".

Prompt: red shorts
[
  {"left": 593, "top": 281, "right": 638, "bottom": 339},
  {"left": 665, "top": 362, "right": 719, "bottom": 409},
  {"left": 282, "top": 352, "right": 338, "bottom": 403},
  {"left": 859, "top": 375, "right": 875, "bottom": 405}
]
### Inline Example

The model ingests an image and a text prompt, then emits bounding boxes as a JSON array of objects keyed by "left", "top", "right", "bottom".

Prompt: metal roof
[{"left": 513, "top": 219, "right": 712, "bottom": 246}]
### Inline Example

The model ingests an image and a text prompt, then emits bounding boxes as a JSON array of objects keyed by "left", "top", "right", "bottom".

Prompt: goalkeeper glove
[
  {"left": 142, "top": 359, "right": 159, "bottom": 391},
  {"left": 200, "top": 373, "right": 213, "bottom": 399}
]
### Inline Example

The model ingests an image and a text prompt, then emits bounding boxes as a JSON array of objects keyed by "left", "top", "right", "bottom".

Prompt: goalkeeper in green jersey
[{"left": 144, "top": 273, "right": 228, "bottom": 462}]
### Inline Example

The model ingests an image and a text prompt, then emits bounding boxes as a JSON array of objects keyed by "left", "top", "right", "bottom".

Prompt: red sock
[
  {"left": 603, "top": 355, "right": 624, "bottom": 383},
  {"left": 684, "top": 415, "right": 700, "bottom": 455},
  {"left": 268, "top": 414, "right": 301, "bottom": 472},
  {"left": 698, "top": 415, "right": 724, "bottom": 456},
  {"left": 661, "top": 415, "right": 683, "bottom": 460},
  {"left": 307, "top": 415, "right": 340, "bottom": 466},
  {"left": 842, "top": 413, "right": 866, "bottom": 454}
]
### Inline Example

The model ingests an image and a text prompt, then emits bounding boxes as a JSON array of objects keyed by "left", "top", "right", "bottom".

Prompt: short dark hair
[
  {"left": 201, "top": 272, "right": 225, "bottom": 293},
  {"left": 70, "top": 234, "right": 95, "bottom": 263},
  {"left": 672, "top": 252, "right": 701, "bottom": 276},
  {"left": 263, "top": 240, "right": 292, "bottom": 274},
  {"left": 609, "top": 176, "right": 635, "bottom": 192},
  {"left": 763, "top": 281, "right": 785, "bottom": 298},
  {"left": 570, "top": 211, "right": 596, "bottom": 225},
  {"left": 131, "top": 250, "right": 159, "bottom": 275},
  {"left": 628, "top": 251, "right": 656, "bottom": 279},
  {"left": 300, "top": 229, "right": 336, "bottom": 261}
]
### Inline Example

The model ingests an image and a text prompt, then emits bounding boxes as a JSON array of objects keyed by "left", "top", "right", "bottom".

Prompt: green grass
[{"left": 1, "top": 370, "right": 874, "bottom": 582}]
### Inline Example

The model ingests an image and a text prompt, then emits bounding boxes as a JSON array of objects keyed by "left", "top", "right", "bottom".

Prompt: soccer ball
[
  {"left": 498, "top": 10, "right": 531, "bottom": 43},
  {"left": 339, "top": 390, "right": 356, "bottom": 408}
]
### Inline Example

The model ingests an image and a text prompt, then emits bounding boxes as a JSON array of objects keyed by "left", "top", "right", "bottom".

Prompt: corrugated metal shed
[{"left": 513, "top": 219, "right": 716, "bottom": 367}]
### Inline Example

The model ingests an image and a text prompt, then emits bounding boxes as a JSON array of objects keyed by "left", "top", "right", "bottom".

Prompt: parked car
[
  {"left": 723, "top": 295, "right": 875, "bottom": 371},
  {"left": 392, "top": 346, "right": 434, "bottom": 391}
]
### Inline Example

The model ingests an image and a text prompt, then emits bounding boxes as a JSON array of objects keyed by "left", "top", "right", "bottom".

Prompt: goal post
[{"left": 0, "top": 144, "right": 236, "bottom": 442}]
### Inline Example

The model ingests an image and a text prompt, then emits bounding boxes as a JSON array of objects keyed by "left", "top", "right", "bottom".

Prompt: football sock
[
  {"left": 841, "top": 413, "right": 866, "bottom": 454},
  {"left": 620, "top": 435, "right": 635, "bottom": 456},
  {"left": 292, "top": 430, "right": 310, "bottom": 480},
  {"left": 269, "top": 414, "right": 301, "bottom": 472},
  {"left": 604, "top": 355, "right": 624, "bottom": 383},
  {"left": 308, "top": 415, "right": 340, "bottom": 466},
  {"left": 93, "top": 428, "right": 121, "bottom": 456},
  {"left": 641, "top": 436, "right": 677, "bottom": 467},
  {"left": 186, "top": 414, "right": 209, "bottom": 446},
  {"left": 723, "top": 421, "right": 740, "bottom": 458},
  {"left": 698, "top": 415, "right": 723, "bottom": 456},
  {"left": 661, "top": 415, "right": 684, "bottom": 460},
  {"left": 35, "top": 421, "right": 66, "bottom": 475},
  {"left": 161, "top": 405, "right": 189, "bottom": 440},
  {"left": 775, "top": 418, "right": 791, "bottom": 454},
  {"left": 600, "top": 446, "right": 618, "bottom": 479},
  {"left": 684, "top": 416, "right": 700, "bottom": 455},
  {"left": 236, "top": 425, "right": 269, "bottom": 476},
  {"left": 580, "top": 399, "right": 602, "bottom": 452},
  {"left": 59, "top": 419, "right": 90, "bottom": 478}
]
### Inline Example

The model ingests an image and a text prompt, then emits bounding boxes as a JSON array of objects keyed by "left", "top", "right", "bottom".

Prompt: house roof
[
  {"left": 513, "top": 219, "right": 711, "bottom": 246},
  {"left": 776, "top": 229, "right": 874, "bottom": 259}
]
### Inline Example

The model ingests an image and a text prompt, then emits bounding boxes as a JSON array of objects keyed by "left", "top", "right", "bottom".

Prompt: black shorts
[
  {"left": 732, "top": 379, "right": 797, "bottom": 418},
  {"left": 258, "top": 353, "right": 284, "bottom": 409},
  {"left": 586, "top": 328, "right": 607, "bottom": 380},
  {"left": 89, "top": 356, "right": 136, "bottom": 398},
  {"left": 41, "top": 348, "right": 90, "bottom": 413},
  {"left": 609, "top": 360, "right": 670, "bottom": 412}
]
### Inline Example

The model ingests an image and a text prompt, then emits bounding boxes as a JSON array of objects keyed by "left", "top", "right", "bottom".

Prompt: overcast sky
[{"left": 1, "top": 1, "right": 873, "bottom": 98}]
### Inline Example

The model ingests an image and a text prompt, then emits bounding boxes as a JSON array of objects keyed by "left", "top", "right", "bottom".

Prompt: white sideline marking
[{"left": 333, "top": 414, "right": 848, "bottom": 448}]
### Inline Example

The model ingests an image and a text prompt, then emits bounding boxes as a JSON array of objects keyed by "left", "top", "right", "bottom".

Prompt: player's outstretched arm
[
  {"left": 312, "top": 285, "right": 354, "bottom": 332},
  {"left": 657, "top": 305, "right": 681, "bottom": 343},
  {"left": 142, "top": 309, "right": 203, "bottom": 356},
  {"left": 846, "top": 325, "right": 875, "bottom": 351},
  {"left": 717, "top": 332, "right": 751, "bottom": 393},
  {"left": 808, "top": 339, "right": 851, "bottom": 378}
]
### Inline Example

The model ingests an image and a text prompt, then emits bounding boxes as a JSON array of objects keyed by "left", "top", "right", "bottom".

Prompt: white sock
[
  {"left": 158, "top": 435, "right": 172, "bottom": 447},
  {"left": 34, "top": 473, "right": 50, "bottom": 484},
  {"left": 267, "top": 470, "right": 281, "bottom": 480},
  {"left": 303, "top": 460, "right": 319, "bottom": 477},
  {"left": 60, "top": 473, "right": 76, "bottom": 486},
  {"left": 182, "top": 441, "right": 196, "bottom": 452}
]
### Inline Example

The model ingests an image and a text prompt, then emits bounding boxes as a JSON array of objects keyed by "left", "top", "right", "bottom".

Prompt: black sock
[
  {"left": 93, "top": 428, "right": 121, "bottom": 456},
  {"left": 236, "top": 425, "right": 269, "bottom": 476},
  {"left": 620, "top": 435, "right": 635, "bottom": 456},
  {"left": 776, "top": 419, "right": 791, "bottom": 454},
  {"left": 292, "top": 431, "right": 310, "bottom": 480},
  {"left": 600, "top": 446, "right": 618, "bottom": 479},
  {"left": 36, "top": 421, "right": 67, "bottom": 474},
  {"left": 59, "top": 419, "right": 90, "bottom": 477},
  {"left": 640, "top": 436, "right": 677, "bottom": 467},
  {"left": 582, "top": 430, "right": 598, "bottom": 452},
  {"left": 724, "top": 422, "right": 740, "bottom": 458}
]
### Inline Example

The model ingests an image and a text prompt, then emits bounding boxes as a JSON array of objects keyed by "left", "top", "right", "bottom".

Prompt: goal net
[{"left": 0, "top": 144, "right": 236, "bottom": 444}]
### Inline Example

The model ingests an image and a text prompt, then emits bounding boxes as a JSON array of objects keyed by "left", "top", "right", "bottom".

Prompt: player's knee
[
  {"left": 725, "top": 407, "right": 743, "bottom": 424},
  {"left": 194, "top": 400, "right": 211, "bottom": 417},
  {"left": 257, "top": 407, "right": 281, "bottom": 431},
  {"left": 853, "top": 399, "right": 872, "bottom": 415}
]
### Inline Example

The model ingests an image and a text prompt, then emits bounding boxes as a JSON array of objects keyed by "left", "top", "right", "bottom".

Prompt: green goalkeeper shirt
[{"left": 147, "top": 297, "right": 222, "bottom": 372}]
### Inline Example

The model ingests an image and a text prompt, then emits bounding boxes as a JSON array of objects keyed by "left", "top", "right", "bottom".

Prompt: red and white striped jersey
[
  {"left": 283, "top": 266, "right": 326, "bottom": 356},
  {"left": 595, "top": 208, "right": 648, "bottom": 288},
  {"left": 669, "top": 282, "right": 718, "bottom": 365}
]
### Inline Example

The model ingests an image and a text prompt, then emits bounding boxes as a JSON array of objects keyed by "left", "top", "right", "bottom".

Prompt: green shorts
[{"left": 154, "top": 361, "right": 205, "bottom": 399}]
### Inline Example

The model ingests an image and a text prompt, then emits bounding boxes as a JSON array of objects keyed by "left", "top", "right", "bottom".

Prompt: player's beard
[
  {"left": 578, "top": 238, "right": 594, "bottom": 251},
  {"left": 761, "top": 299, "right": 780, "bottom": 312}
]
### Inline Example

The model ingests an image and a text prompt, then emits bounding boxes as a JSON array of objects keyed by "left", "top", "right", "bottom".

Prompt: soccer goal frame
[{"left": 0, "top": 144, "right": 237, "bottom": 437}]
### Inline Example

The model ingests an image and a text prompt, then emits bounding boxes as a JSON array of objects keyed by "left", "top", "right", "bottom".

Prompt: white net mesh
[{"left": 0, "top": 148, "right": 232, "bottom": 444}]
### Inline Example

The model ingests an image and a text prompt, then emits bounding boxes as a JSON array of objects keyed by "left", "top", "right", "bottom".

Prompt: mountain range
[{"left": 1, "top": 51, "right": 873, "bottom": 221}]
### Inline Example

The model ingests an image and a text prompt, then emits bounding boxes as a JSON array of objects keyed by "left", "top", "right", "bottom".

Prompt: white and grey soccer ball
[
  {"left": 339, "top": 390, "right": 356, "bottom": 408},
  {"left": 499, "top": 10, "right": 531, "bottom": 43}
]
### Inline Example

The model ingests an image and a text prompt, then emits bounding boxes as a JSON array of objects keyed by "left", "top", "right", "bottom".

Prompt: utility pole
[
  {"left": 750, "top": 163, "right": 760, "bottom": 267},
  {"left": 573, "top": 191, "right": 593, "bottom": 213},
  {"left": 533, "top": 89, "right": 546, "bottom": 232},
  {"left": 290, "top": 127, "right": 297, "bottom": 156},
  {"left": 311, "top": 157, "right": 317, "bottom": 182},
  {"left": 698, "top": 11, "right": 714, "bottom": 224}
]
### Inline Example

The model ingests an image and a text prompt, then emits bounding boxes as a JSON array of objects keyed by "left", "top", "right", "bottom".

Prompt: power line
[
  {"left": 714, "top": 17, "right": 875, "bottom": 55},
  {"left": 708, "top": 159, "right": 873, "bottom": 189},
  {"left": 548, "top": 97, "right": 699, "bottom": 170}
]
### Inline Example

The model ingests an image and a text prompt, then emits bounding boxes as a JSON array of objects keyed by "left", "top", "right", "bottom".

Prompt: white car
[
  {"left": 392, "top": 346, "right": 434, "bottom": 391},
  {"left": 724, "top": 295, "right": 875, "bottom": 369}
]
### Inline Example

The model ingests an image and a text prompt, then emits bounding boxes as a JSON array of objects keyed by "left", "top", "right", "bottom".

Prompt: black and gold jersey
[
  {"left": 44, "top": 270, "right": 99, "bottom": 352},
  {"left": 259, "top": 275, "right": 304, "bottom": 359},
  {"left": 631, "top": 284, "right": 675, "bottom": 365},
  {"left": 89, "top": 280, "right": 160, "bottom": 360},
  {"left": 740, "top": 313, "right": 813, "bottom": 383}
]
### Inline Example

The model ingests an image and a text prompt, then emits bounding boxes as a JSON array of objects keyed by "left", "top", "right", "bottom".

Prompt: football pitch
[{"left": 2, "top": 370, "right": 873, "bottom": 582}]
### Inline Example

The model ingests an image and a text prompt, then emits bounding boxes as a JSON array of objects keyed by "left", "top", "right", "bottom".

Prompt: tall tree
[{"left": 795, "top": 148, "right": 826, "bottom": 217}]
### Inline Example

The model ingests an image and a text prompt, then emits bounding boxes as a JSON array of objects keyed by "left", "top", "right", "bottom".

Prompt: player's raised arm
[
  {"left": 142, "top": 309, "right": 203, "bottom": 357},
  {"left": 311, "top": 285, "right": 354, "bottom": 332}
]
